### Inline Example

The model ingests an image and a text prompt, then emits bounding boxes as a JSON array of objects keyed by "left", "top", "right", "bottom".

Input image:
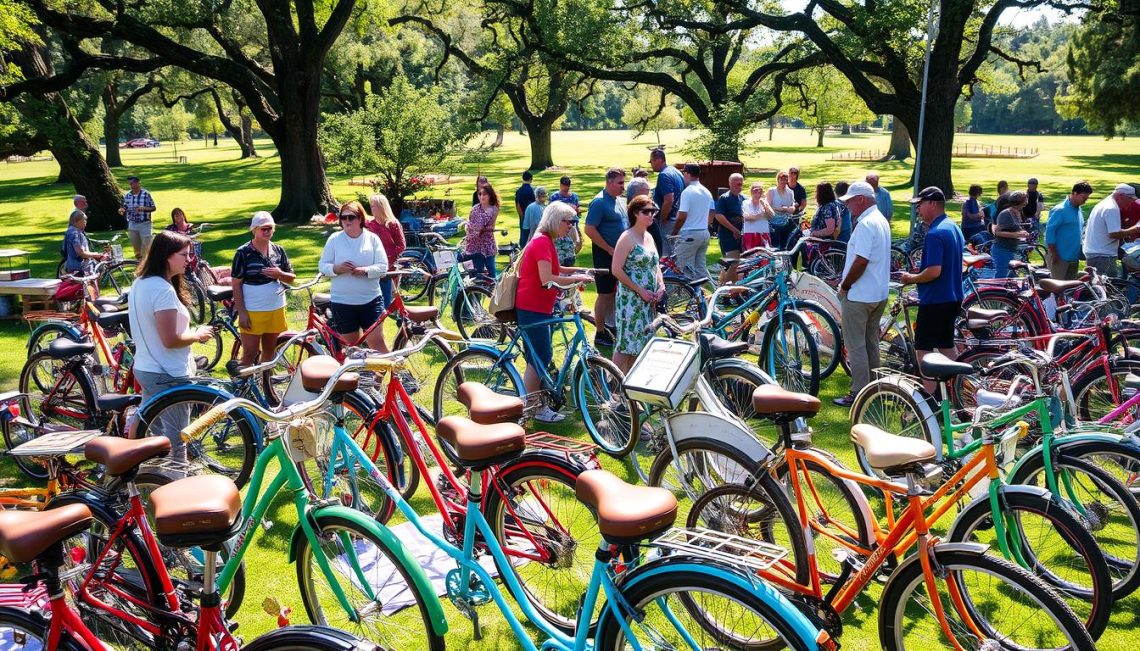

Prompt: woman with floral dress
[
  {"left": 612, "top": 195, "right": 666, "bottom": 373},
  {"left": 463, "top": 183, "right": 500, "bottom": 278}
]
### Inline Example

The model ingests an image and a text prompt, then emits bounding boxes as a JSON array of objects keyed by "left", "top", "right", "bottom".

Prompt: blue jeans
[
  {"left": 991, "top": 245, "right": 1016, "bottom": 279},
  {"left": 461, "top": 252, "right": 497, "bottom": 279},
  {"left": 379, "top": 278, "right": 393, "bottom": 310}
]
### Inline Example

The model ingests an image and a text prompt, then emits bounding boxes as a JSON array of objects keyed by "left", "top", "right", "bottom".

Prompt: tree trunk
[
  {"left": 887, "top": 119, "right": 911, "bottom": 161},
  {"left": 522, "top": 118, "right": 554, "bottom": 170},
  {"left": 492, "top": 123, "right": 505, "bottom": 149},
  {"left": 269, "top": 71, "right": 334, "bottom": 221},
  {"left": 240, "top": 114, "right": 257, "bottom": 158},
  {"left": 912, "top": 105, "right": 955, "bottom": 197},
  {"left": 841, "top": 123, "right": 851, "bottom": 135},
  {"left": 102, "top": 87, "right": 123, "bottom": 168},
  {"left": 816, "top": 127, "right": 825, "bottom": 147},
  {"left": 768, "top": 117, "right": 775, "bottom": 140}
]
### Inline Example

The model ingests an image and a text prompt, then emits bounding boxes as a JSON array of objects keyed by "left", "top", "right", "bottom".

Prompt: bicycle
[
  {"left": 0, "top": 474, "right": 374, "bottom": 651},
  {"left": 180, "top": 357, "right": 834, "bottom": 651},
  {"left": 56, "top": 233, "right": 138, "bottom": 296},
  {"left": 433, "top": 276, "right": 633, "bottom": 456},
  {"left": 690, "top": 385, "right": 1098, "bottom": 650}
]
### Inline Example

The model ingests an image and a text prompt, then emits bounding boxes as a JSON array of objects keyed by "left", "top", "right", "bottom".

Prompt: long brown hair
[
  {"left": 476, "top": 184, "right": 500, "bottom": 207},
  {"left": 136, "top": 230, "right": 192, "bottom": 306}
]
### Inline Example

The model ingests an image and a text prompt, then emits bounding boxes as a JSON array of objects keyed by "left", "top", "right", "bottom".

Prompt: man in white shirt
[
  {"left": 671, "top": 163, "right": 715, "bottom": 281},
  {"left": 834, "top": 181, "right": 892, "bottom": 406},
  {"left": 1082, "top": 184, "right": 1140, "bottom": 277}
]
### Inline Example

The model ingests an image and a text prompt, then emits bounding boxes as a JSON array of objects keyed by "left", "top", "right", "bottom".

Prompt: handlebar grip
[
  {"left": 180, "top": 405, "right": 227, "bottom": 442},
  {"left": 363, "top": 357, "right": 405, "bottom": 372}
]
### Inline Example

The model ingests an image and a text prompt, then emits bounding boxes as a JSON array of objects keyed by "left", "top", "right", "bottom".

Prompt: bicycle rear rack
[
  {"left": 650, "top": 527, "right": 787, "bottom": 573},
  {"left": 8, "top": 429, "right": 101, "bottom": 458}
]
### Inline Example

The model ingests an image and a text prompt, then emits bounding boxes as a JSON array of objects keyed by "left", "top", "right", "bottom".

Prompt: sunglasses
[
  {"left": 258, "top": 226, "right": 274, "bottom": 233},
  {"left": 638, "top": 208, "right": 659, "bottom": 216},
  {"left": 339, "top": 214, "right": 360, "bottom": 221}
]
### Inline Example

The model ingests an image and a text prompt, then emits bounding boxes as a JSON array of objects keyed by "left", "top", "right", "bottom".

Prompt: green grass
[{"left": 1, "top": 127, "right": 1138, "bottom": 649}]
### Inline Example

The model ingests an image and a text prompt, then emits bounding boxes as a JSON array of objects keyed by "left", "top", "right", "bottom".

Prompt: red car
[{"left": 124, "top": 138, "right": 160, "bottom": 148}]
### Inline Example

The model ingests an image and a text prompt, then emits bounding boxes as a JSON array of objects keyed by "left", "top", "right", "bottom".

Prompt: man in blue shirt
[
  {"left": 515, "top": 170, "right": 536, "bottom": 246},
  {"left": 585, "top": 168, "right": 627, "bottom": 347},
  {"left": 650, "top": 149, "right": 685, "bottom": 256},
  {"left": 866, "top": 173, "right": 894, "bottom": 221},
  {"left": 1044, "top": 181, "right": 1092, "bottom": 281},
  {"left": 899, "top": 186, "right": 964, "bottom": 391},
  {"left": 714, "top": 173, "right": 745, "bottom": 283}
]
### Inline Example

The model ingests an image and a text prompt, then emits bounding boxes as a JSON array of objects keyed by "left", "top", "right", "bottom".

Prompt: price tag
[
  {"left": 433, "top": 250, "right": 457, "bottom": 270},
  {"left": 110, "top": 244, "right": 124, "bottom": 262}
]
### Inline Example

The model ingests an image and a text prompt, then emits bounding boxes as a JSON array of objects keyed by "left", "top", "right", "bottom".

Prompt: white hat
[
  {"left": 839, "top": 181, "right": 876, "bottom": 201},
  {"left": 1114, "top": 184, "right": 1137, "bottom": 198},
  {"left": 250, "top": 211, "right": 275, "bottom": 230}
]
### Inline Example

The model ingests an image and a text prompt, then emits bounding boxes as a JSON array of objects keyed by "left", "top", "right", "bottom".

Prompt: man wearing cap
[
  {"left": 834, "top": 181, "right": 892, "bottom": 407},
  {"left": 650, "top": 149, "right": 685, "bottom": 256},
  {"left": 520, "top": 186, "right": 548, "bottom": 248},
  {"left": 585, "top": 168, "right": 628, "bottom": 347},
  {"left": 1083, "top": 184, "right": 1140, "bottom": 277},
  {"left": 118, "top": 175, "right": 156, "bottom": 260},
  {"left": 900, "top": 187, "right": 965, "bottom": 390},
  {"left": 1044, "top": 181, "right": 1092, "bottom": 281},
  {"left": 515, "top": 170, "right": 537, "bottom": 247},
  {"left": 672, "top": 163, "right": 715, "bottom": 282}
]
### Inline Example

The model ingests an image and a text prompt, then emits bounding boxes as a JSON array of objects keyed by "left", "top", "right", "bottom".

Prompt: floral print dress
[
  {"left": 615, "top": 242, "right": 660, "bottom": 356},
  {"left": 465, "top": 204, "right": 498, "bottom": 258}
]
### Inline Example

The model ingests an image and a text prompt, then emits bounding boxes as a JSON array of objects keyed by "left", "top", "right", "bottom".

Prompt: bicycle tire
[
  {"left": 196, "top": 263, "right": 220, "bottom": 287},
  {"left": 878, "top": 546, "right": 1095, "bottom": 651},
  {"left": 192, "top": 320, "right": 224, "bottom": 372},
  {"left": 241, "top": 624, "right": 382, "bottom": 651},
  {"left": 432, "top": 347, "right": 523, "bottom": 423},
  {"left": 961, "top": 287, "right": 1047, "bottom": 339},
  {"left": 793, "top": 299, "right": 842, "bottom": 381},
  {"left": 17, "top": 350, "right": 98, "bottom": 436},
  {"left": 391, "top": 330, "right": 455, "bottom": 426},
  {"left": 1044, "top": 437, "right": 1140, "bottom": 501},
  {"left": 574, "top": 355, "right": 635, "bottom": 457},
  {"left": 759, "top": 309, "right": 820, "bottom": 395},
  {"left": 301, "top": 404, "right": 399, "bottom": 524},
  {"left": 647, "top": 437, "right": 810, "bottom": 587},
  {"left": 850, "top": 378, "right": 941, "bottom": 481},
  {"left": 396, "top": 258, "right": 433, "bottom": 303},
  {"left": 184, "top": 276, "right": 208, "bottom": 326},
  {"left": 661, "top": 277, "right": 701, "bottom": 323},
  {"left": 1070, "top": 357, "right": 1140, "bottom": 422},
  {"left": 890, "top": 246, "right": 914, "bottom": 275},
  {"left": 454, "top": 284, "right": 506, "bottom": 341},
  {"left": 100, "top": 260, "right": 137, "bottom": 296},
  {"left": 945, "top": 487, "right": 1112, "bottom": 639},
  {"left": 594, "top": 567, "right": 813, "bottom": 651},
  {"left": 294, "top": 514, "right": 445, "bottom": 651},
  {"left": 808, "top": 248, "right": 846, "bottom": 288},
  {"left": 0, "top": 607, "right": 85, "bottom": 651},
  {"left": 133, "top": 385, "right": 257, "bottom": 488},
  {"left": 1007, "top": 455, "right": 1140, "bottom": 600},
  {"left": 483, "top": 455, "right": 599, "bottom": 634},
  {"left": 26, "top": 321, "right": 83, "bottom": 359}
]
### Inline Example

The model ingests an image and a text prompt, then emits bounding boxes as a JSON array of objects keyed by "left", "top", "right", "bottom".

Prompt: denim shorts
[
  {"left": 330, "top": 296, "right": 384, "bottom": 334},
  {"left": 516, "top": 308, "right": 554, "bottom": 372}
]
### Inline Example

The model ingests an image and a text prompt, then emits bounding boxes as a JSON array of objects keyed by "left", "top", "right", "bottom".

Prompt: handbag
[{"left": 489, "top": 257, "right": 520, "bottom": 323}]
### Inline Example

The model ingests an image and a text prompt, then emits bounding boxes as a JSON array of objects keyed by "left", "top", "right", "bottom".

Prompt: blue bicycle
[{"left": 184, "top": 351, "right": 832, "bottom": 651}]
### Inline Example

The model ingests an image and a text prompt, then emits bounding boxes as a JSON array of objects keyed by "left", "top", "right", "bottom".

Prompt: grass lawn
[{"left": 0, "top": 127, "right": 1138, "bottom": 649}]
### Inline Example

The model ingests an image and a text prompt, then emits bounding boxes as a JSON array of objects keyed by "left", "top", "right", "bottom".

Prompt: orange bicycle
[{"left": 688, "top": 385, "right": 1095, "bottom": 650}]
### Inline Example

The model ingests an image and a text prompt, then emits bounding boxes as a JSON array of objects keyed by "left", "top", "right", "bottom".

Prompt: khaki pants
[
  {"left": 1046, "top": 252, "right": 1079, "bottom": 281},
  {"left": 674, "top": 229, "right": 710, "bottom": 281},
  {"left": 1086, "top": 255, "right": 1118, "bottom": 279},
  {"left": 840, "top": 294, "right": 888, "bottom": 396},
  {"left": 127, "top": 221, "right": 153, "bottom": 260}
]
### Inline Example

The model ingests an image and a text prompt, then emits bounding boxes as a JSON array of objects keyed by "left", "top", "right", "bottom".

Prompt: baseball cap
[
  {"left": 909, "top": 186, "right": 947, "bottom": 203},
  {"left": 838, "top": 181, "right": 875, "bottom": 201},
  {"left": 1115, "top": 183, "right": 1137, "bottom": 198},
  {"left": 250, "top": 211, "right": 275, "bottom": 231}
]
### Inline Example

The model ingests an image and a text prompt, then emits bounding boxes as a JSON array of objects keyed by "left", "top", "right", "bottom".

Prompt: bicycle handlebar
[
  {"left": 646, "top": 284, "right": 745, "bottom": 334},
  {"left": 234, "top": 328, "right": 318, "bottom": 378}
]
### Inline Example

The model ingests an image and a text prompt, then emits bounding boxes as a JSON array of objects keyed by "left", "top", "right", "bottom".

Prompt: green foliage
[
  {"left": 681, "top": 104, "right": 757, "bottom": 161},
  {"left": 782, "top": 66, "right": 874, "bottom": 145},
  {"left": 0, "top": 0, "right": 39, "bottom": 50},
  {"left": 146, "top": 104, "right": 191, "bottom": 142},
  {"left": 1064, "top": 11, "right": 1140, "bottom": 137},
  {"left": 622, "top": 86, "right": 682, "bottom": 143},
  {"left": 318, "top": 75, "right": 470, "bottom": 204}
]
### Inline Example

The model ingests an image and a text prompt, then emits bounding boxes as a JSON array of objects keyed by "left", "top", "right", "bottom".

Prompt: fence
[{"left": 951, "top": 143, "right": 1039, "bottom": 159}]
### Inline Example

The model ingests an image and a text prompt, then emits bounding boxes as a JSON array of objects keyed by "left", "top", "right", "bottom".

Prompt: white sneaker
[{"left": 534, "top": 406, "right": 567, "bottom": 423}]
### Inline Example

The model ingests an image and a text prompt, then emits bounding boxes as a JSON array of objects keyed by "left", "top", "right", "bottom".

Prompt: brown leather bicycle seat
[
  {"left": 457, "top": 382, "right": 524, "bottom": 424},
  {"left": 84, "top": 436, "right": 171, "bottom": 476},
  {"left": 313, "top": 292, "right": 332, "bottom": 308},
  {"left": 850, "top": 424, "right": 937, "bottom": 471},
  {"left": 299, "top": 355, "right": 359, "bottom": 392},
  {"left": 436, "top": 416, "right": 525, "bottom": 466},
  {"left": 0, "top": 503, "right": 92, "bottom": 564},
  {"left": 404, "top": 305, "right": 439, "bottom": 323},
  {"left": 150, "top": 475, "right": 242, "bottom": 537},
  {"left": 751, "top": 384, "right": 821, "bottom": 420},
  {"left": 1039, "top": 278, "right": 1084, "bottom": 295},
  {"left": 575, "top": 470, "right": 677, "bottom": 543}
]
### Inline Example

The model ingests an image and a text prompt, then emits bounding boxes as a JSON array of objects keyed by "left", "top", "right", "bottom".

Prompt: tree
[
  {"left": 24, "top": 0, "right": 361, "bottom": 221},
  {"left": 784, "top": 66, "right": 874, "bottom": 147},
  {"left": 99, "top": 64, "right": 160, "bottom": 167},
  {"left": 622, "top": 86, "right": 682, "bottom": 145},
  {"left": 887, "top": 119, "right": 912, "bottom": 161},
  {"left": 1062, "top": 5, "right": 1139, "bottom": 137},
  {"left": 147, "top": 104, "right": 191, "bottom": 160},
  {"left": 318, "top": 76, "right": 469, "bottom": 213}
]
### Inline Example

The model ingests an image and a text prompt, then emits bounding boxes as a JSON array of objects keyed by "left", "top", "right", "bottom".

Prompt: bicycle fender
[
  {"left": 946, "top": 483, "right": 1075, "bottom": 545},
  {"left": 286, "top": 505, "right": 449, "bottom": 638},
  {"left": 602, "top": 556, "right": 821, "bottom": 648},
  {"left": 465, "top": 342, "right": 512, "bottom": 359},
  {"left": 1007, "top": 432, "right": 1140, "bottom": 480},
  {"left": 241, "top": 625, "right": 381, "bottom": 651},
  {"left": 879, "top": 541, "right": 990, "bottom": 596},
  {"left": 667, "top": 411, "right": 773, "bottom": 465},
  {"left": 140, "top": 383, "right": 265, "bottom": 447},
  {"left": 502, "top": 447, "right": 594, "bottom": 475},
  {"left": 853, "top": 375, "right": 943, "bottom": 462},
  {"left": 708, "top": 357, "right": 776, "bottom": 385},
  {"left": 26, "top": 321, "right": 84, "bottom": 350}
]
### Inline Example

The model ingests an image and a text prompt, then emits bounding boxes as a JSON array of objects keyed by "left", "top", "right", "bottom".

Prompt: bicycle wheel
[
  {"left": 266, "top": 335, "right": 323, "bottom": 406},
  {"left": 850, "top": 379, "right": 940, "bottom": 480},
  {"left": 794, "top": 300, "right": 842, "bottom": 381},
  {"left": 191, "top": 320, "right": 224, "bottom": 372},
  {"left": 946, "top": 488, "right": 1112, "bottom": 639},
  {"left": 808, "top": 248, "right": 846, "bottom": 288},
  {"left": 0, "top": 607, "right": 85, "bottom": 650},
  {"left": 454, "top": 284, "right": 506, "bottom": 341},
  {"left": 574, "top": 355, "right": 634, "bottom": 457},
  {"left": 1009, "top": 455, "right": 1140, "bottom": 600},
  {"left": 648, "top": 437, "right": 809, "bottom": 587},
  {"left": 185, "top": 277, "right": 208, "bottom": 326},
  {"left": 396, "top": 258, "right": 432, "bottom": 303},
  {"left": 759, "top": 310, "right": 820, "bottom": 395},
  {"left": 26, "top": 322, "right": 82, "bottom": 359},
  {"left": 242, "top": 625, "right": 382, "bottom": 651},
  {"left": 18, "top": 351, "right": 97, "bottom": 430},
  {"left": 890, "top": 246, "right": 914, "bottom": 275},
  {"left": 391, "top": 330, "right": 454, "bottom": 424},
  {"left": 594, "top": 567, "right": 813, "bottom": 651},
  {"left": 196, "top": 263, "right": 220, "bottom": 287},
  {"left": 662, "top": 277, "right": 701, "bottom": 323},
  {"left": 100, "top": 260, "right": 137, "bottom": 296},
  {"left": 705, "top": 361, "right": 779, "bottom": 447},
  {"left": 133, "top": 386, "right": 257, "bottom": 487},
  {"left": 483, "top": 456, "right": 600, "bottom": 633},
  {"left": 299, "top": 409, "right": 398, "bottom": 524},
  {"left": 878, "top": 547, "right": 1094, "bottom": 651},
  {"left": 294, "top": 514, "right": 445, "bottom": 651},
  {"left": 961, "top": 288, "right": 1044, "bottom": 339},
  {"left": 1070, "top": 358, "right": 1140, "bottom": 421},
  {"left": 432, "top": 347, "right": 523, "bottom": 422}
]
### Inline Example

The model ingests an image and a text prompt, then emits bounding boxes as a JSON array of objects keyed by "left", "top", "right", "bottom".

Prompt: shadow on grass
[{"left": 1066, "top": 154, "right": 1140, "bottom": 177}]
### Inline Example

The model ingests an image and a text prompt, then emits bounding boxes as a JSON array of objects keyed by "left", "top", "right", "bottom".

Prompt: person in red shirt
[
  {"left": 366, "top": 194, "right": 407, "bottom": 308},
  {"left": 516, "top": 201, "right": 595, "bottom": 422},
  {"left": 1122, "top": 191, "right": 1140, "bottom": 242}
]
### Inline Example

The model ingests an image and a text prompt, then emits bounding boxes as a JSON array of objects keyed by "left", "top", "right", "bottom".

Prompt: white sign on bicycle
[
  {"left": 433, "top": 249, "right": 457, "bottom": 270},
  {"left": 110, "top": 244, "right": 124, "bottom": 262}
]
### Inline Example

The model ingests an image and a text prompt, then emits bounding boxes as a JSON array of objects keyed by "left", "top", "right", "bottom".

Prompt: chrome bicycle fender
[{"left": 666, "top": 411, "right": 773, "bottom": 465}]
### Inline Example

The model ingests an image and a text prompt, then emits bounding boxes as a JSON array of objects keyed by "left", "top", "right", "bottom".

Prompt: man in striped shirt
[{"left": 119, "top": 174, "right": 156, "bottom": 260}]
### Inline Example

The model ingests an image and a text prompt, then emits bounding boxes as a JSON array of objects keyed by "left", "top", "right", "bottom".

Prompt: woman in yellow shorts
[{"left": 231, "top": 212, "right": 295, "bottom": 368}]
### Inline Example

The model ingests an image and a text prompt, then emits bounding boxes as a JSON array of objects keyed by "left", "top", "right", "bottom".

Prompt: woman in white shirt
[
  {"left": 766, "top": 171, "right": 798, "bottom": 249},
  {"left": 128, "top": 230, "right": 216, "bottom": 463},
  {"left": 742, "top": 181, "right": 774, "bottom": 251},
  {"left": 318, "top": 200, "right": 389, "bottom": 350}
]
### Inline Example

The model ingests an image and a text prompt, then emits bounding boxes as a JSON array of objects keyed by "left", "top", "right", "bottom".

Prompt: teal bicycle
[
  {"left": 432, "top": 277, "right": 634, "bottom": 457},
  {"left": 184, "top": 351, "right": 833, "bottom": 651}
]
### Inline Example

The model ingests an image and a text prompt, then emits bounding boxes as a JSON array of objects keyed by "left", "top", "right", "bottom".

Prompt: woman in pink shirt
[{"left": 366, "top": 194, "right": 406, "bottom": 308}]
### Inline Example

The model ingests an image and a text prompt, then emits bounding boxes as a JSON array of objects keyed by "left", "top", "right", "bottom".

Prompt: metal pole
[{"left": 910, "top": 0, "right": 939, "bottom": 238}]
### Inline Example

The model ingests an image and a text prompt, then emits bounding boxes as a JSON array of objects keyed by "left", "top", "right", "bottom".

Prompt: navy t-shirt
[
  {"left": 515, "top": 183, "right": 536, "bottom": 228},
  {"left": 917, "top": 214, "right": 965, "bottom": 305},
  {"left": 715, "top": 191, "right": 744, "bottom": 236},
  {"left": 653, "top": 166, "right": 685, "bottom": 223}
]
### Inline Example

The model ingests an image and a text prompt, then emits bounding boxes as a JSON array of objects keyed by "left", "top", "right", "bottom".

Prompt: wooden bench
[{"left": 0, "top": 278, "right": 61, "bottom": 319}]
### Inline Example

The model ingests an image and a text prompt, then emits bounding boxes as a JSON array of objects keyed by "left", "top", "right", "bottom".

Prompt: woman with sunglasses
[
  {"left": 463, "top": 183, "right": 500, "bottom": 278},
  {"left": 611, "top": 195, "right": 666, "bottom": 373},
  {"left": 318, "top": 200, "right": 389, "bottom": 349},
  {"left": 231, "top": 212, "right": 295, "bottom": 368}
]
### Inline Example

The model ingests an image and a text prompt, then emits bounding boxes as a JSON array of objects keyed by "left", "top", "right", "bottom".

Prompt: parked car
[{"left": 124, "top": 138, "right": 160, "bottom": 148}]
